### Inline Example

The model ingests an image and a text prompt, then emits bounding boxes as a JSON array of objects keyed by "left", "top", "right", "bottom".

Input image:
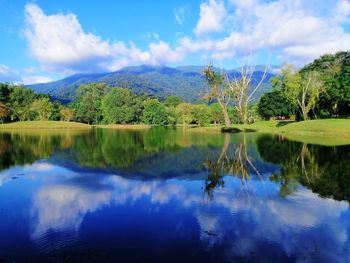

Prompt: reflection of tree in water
[
  {"left": 0, "top": 131, "right": 79, "bottom": 171},
  {"left": 71, "top": 128, "right": 225, "bottom": 172},
  {"left": 203, "top": 133, "right": 262, "bottom": 199},
  {"left": 257, "top": 135, "right": 350, "bottom": 202}
]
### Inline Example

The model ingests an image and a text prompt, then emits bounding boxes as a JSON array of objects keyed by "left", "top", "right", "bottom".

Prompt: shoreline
[{"left": 0, "top": 119, "right": 349, "bottom": 146}]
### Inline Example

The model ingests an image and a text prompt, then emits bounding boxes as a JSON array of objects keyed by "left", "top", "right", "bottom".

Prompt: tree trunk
[{"left": 217, "top": 99, "right": 231, "bottom": 127}]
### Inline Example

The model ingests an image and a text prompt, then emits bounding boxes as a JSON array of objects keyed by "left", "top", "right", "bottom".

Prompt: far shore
[{"left": 0, "top": 119, "right": 349, "bottom": 146}]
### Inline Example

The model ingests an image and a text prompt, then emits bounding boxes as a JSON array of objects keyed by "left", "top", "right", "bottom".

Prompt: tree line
[
  {"left": 257, "top": 51, "right": 350, "bottom": 121},
  {"left": 0, "top": 82, "right": 242, "bottom": 126}
]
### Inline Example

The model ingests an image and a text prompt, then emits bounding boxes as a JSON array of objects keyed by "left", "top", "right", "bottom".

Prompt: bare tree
[{"left": 227, "top": 61, "right": 269, "bottom": 124}]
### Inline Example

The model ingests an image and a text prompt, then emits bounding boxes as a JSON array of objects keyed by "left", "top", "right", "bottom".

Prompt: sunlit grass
[{"left": 0, "top": 121, "right": 91, "bottom": 129}]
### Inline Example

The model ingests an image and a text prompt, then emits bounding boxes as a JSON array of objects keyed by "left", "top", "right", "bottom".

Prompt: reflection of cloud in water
[
  {"left": 195, "top": 185, "right": 350, "bottom": 262},
  {"left": 0, "top": 162, "right": 55, "bottom": 186},
  {"left": 31, "top": 171, "right": 350, "bottom": 262}
]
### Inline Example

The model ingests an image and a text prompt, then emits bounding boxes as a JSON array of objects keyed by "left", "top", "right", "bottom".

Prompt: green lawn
[
  {"left": 236, "top": 119, "right": 350, "bottom": 146},
  {"left": 190, "top": 119, "right": 350, "bottom": 146},
  {"left": 0, "top": 121, "right": 92, "bottom": 129}
]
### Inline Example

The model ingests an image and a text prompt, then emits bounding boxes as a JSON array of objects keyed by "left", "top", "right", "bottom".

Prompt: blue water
[{"left": 0, "top": 129, "right": 349, "bottom": 262}]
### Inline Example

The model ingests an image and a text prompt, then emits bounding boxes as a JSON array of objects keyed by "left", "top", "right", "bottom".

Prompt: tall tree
[
  {"left": 75, "top": 83, "right": 108, "bottom": 124},
  {"left": 300, "top": 51, "right": 350, "bottom": 117},
  {"left": 203, "top": 64, "right": 231, "bottom": 127},
  {"left": 60, "top": 107, "right": 75, "bottom": 122},
  {"left": 176, "top": 103, "right": 193, "bottom": 125},
  {"left": 192, "top": 104, "right": 213, "bottom": 126},
  {"left": 258, "top": 90, "right": 293, "bottom": 120},
  {"left": 0, "top": 102, "right": 10, "bottom": 123},
  {"left": 163, "top": 96, "right": 182, "bottom": 107},
  {"left": 227, "top": 63, "right": 268, "bottom": 124},
  {"left": 282, "top": 64, "right": 324, "bottom": 120},
  {"left": 9, "top": 86, "right": 37, "bottom": 121},
  {"left": 143, "top": 99, "right": 168, "bottom": 125},
  {"left": 31, "top": 98, "right": 53, "bottom": 120},
  {"left": 101, "top": 87, "right": 142, "bottom": 124}
]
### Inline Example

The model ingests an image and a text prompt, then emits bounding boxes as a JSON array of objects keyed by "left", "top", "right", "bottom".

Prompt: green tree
[
  {"left": 50, "top": 101, "right": 63, "bottom": 121},
  {"left": 9, "top": 86, "right": 37, "bottom": 121},
  {"left": 0, "top": 102, "right": 10, "bottom": 123},
  {"left": 75, "top": 83, "right": 108, "bottom": 124},
  {"left": 176, "top": 103, "right": 193, "bottom": 125},
  {"left": 143, "top": 99, "right": 168, "bottom": 125},
  {"left": 101, "top": 87, "right": 142, "bottom": 124},
  {"left": 165, "top": 106, "right": 177, "bottom": 126},
  {"left": 210, "top": 103, "right": 224, "bottom": 125},
  {"left": 282, "top": 64, "right": 324, "bottom": 120},
  {"left": 0, "top": 83, "right": 13, "bottom": 103},
  {"left": 164, "top": 95, "right": 182, "bottom": 107},
  {"left": 31, "top": 98, "right": 53, "bottom": 120},
  {"left": 258, "top": 90, "right": 293, "bottom": 120},
  {"left": 192, "top": 104, "right": 213, "bottom": 126},
  {"left": 300, "top": 52, "right": 349, "bottom": 117},
  {"left": 60, "top": 107, "right": 75, "bottom": 121}
]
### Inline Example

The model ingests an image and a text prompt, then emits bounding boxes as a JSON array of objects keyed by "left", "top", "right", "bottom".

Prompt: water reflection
[
  {"left": 0, "top": 128, "right": 349, "bottom": 262},
  {"left": 257, "top": 135, "right": 350, "bottom": 201}
]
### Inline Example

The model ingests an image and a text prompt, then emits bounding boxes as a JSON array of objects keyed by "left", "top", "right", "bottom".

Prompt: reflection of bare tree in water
[
  {"left": 203, "top": 133, "right": 230, "bottom": 199},
  {"left": 203, "top": 133, "right": 262, "bottom": 199},
  {"left": 297, "top": 143, "right": 320, "bottom": 183}
]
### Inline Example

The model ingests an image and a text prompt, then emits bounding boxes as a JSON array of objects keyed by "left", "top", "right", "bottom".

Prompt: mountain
[{"left": 27, "top": 65, "right": 277, "bottom": 103}]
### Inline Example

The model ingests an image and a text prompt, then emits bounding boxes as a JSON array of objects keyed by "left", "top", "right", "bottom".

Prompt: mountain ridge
[{"left": 27, "top": 65, "right": 278, "bottom": 103}]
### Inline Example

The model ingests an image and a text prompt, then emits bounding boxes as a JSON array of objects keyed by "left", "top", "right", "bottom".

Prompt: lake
[{"left": 0, "top": 128, "right": 349, "bottom": 263}]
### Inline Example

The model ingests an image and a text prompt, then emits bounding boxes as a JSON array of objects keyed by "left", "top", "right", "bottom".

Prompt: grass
[
  {"left": 0, "top": 121, "right": 91, "bottom": 129},
  {"left": 190, "top": 119, "right": 350, "bottom": 146}
]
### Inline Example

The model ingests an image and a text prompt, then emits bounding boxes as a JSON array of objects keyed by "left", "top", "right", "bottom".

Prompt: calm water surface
[{"left": 0, "top": 128, "right": 349, "bottom": 263}]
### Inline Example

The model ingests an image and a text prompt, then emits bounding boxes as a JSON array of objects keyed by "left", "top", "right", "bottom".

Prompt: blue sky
[{"left": 0, "top": 0, "right": 349, "bottom": 84}]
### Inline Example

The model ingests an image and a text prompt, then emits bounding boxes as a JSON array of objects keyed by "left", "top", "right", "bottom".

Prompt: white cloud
[
  {"left": 194, "top": 0, "right": 227, "bottom": 36},
  {"left": 24, "top": 3, "right": 185, "bottom": 73},
  {"left": 24, "top": 3, "right": 112, "bottom": 73},
  {"left": 0, "top": 64, "right": 20, "bottom": 83},
  {"left": 21, "top": 1, "right": 350, "bottom": 75},
  {"left": 21, "top": 75, "right": 53, "bottom": 84},
  {"left": 189, "top": 0, "right": 350, "bottom": 65},
  {"left": 0, "top": 64, "right": 53, "bottom": 84}
]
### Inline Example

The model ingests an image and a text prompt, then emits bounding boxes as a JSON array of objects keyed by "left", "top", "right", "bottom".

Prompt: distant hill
[{"left": 27, "top": 65, "right": 277, "bottom": 103}]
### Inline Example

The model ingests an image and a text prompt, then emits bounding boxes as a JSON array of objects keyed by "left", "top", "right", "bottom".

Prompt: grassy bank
[
  {"left": 0, "top": 121, "right": 92, "bottom": 129},
  {"left": 190, "top": 119, "right": 350, "bottom": 146}
]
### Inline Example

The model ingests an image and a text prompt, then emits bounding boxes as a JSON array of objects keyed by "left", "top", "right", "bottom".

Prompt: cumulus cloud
[
  {"left": 24, "top": 3, "right": 185, "bottom": 73},
  {"left": 22, "top": 1, "right": 350, "bottom": 75},
  {"left": 24, "top": 3, "right": 113, "bottom": 73},
  {"left": 194, "top": 0, "right": 227, "bottom": 36}
]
